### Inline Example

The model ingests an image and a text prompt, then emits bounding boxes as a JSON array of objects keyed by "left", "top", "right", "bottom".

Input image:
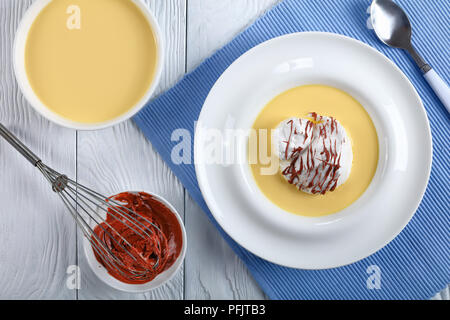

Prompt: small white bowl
[
  {"left": 13, "top": 0, "right": 164, "bottom": 130},
  {"left": 83, "top": 192, "right": 186, "bottom": 293}
]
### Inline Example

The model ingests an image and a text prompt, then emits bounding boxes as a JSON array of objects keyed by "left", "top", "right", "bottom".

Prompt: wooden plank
[
  {"left": 0, "top": 0, "right": 77, "bottom": 299},
  {"left": 76, "top": 0, "right": 187, "bottom": 300},
  {"left": 184, "top": 0, "right": 280, "bottom": 300},
  {"left": 432, "top": 286, "right": 450, "bottom": 300},
  {"left": 184, "top": 197, "right": 267, "bottom": 299}
]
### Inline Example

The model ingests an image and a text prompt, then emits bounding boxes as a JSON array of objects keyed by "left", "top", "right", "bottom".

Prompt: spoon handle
[
  {"left": 406, "top": 45, "right": 430, "bottom": 73},
  {"left": 423, "top": 69, "right": 450, "bottom": 113},
  {"left": 406, "top": 45, "right": 450, "bottom": 113}
]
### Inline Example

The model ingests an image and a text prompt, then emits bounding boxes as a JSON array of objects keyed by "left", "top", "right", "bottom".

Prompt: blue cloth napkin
[{"left": 134, "top": 0, "right": 449, "bottom": 299}]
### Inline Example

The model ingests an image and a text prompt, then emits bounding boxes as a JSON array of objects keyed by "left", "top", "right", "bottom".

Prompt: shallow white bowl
[
  {"left": 194, "top": 32, "right": 432, "bottom": 269},
  {"left": 83, "top": 192, "right": 186, "bottom": 293},
  {"left": 13, "top": 0, "right": 164, "bottom": 130}
]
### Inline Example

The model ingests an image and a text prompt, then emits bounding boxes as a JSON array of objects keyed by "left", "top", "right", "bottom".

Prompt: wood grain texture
[
  {"left": 76, "top": 0, "right": 187, "bottom": 300},
  {"left": 184, "top": 0, "right": 281, "bottom": 300},
  {"left": 184, "top": 197, "right": 267, "bottom": 300},
  {"left": 0, "top": 0, "right": 76, "bottom": 300},
  {"left": 186, "top": 0, "right": 281, "bottom": 70}
]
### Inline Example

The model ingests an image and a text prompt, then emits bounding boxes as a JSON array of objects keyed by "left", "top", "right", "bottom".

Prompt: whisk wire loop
[{"left": 37, "top": 161, "right": 161, "bottom": 281}]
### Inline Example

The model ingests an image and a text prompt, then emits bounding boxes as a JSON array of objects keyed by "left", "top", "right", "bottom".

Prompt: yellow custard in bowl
[
  {"left": 250, "top": 85, "right": 379, "bottom": 217},
  {"left": 17, "top": 0, "right": 162, "bottom": 128}
]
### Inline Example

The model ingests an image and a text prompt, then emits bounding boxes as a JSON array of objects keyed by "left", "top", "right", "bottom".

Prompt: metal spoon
[{"left": 370, "top": 0, "right": 449, "bottom": 112}]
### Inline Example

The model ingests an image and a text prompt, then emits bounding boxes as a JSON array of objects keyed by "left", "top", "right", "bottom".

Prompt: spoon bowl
[
  {"left": 370, "top": 0, "right": 450, "bottom": 114},
  {"left": 370, "top": 0, "right": 412, "bottom": 49}
]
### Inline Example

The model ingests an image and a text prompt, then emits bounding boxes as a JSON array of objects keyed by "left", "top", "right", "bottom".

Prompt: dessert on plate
[
  {"left": 250, "top": 84, "right": 379, "bottom": 217},
  {"left": 273, "top": 112, "right": 353, "bottom": 195}
]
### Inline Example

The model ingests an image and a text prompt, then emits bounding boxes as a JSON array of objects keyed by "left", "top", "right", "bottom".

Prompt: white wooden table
[{"left": 0, "top": 0, "right": 447, "bottom": 300}]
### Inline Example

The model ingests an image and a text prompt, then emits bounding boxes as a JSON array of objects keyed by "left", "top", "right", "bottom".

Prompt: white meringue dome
[{"left": 273, "top": 113, "right": 353, "bottom": 195}]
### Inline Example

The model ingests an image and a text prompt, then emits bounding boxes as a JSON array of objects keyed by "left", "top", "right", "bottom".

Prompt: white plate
[{"left": 194, "top": 32, "right": 432, "bottom": 269}]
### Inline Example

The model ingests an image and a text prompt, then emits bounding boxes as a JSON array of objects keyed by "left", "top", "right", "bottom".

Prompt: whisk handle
[{"left": 0, "top": 122, "right": 41, "bottom": 166}]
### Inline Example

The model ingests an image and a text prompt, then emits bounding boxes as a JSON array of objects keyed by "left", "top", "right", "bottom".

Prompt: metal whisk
[{"left": 0, "top": 122, "right": 164, "bottom": 283}]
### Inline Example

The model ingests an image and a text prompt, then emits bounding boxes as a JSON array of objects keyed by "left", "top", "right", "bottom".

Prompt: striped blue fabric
[{"left": 134, "top": 0, "right": 449, "bottom": 299}]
